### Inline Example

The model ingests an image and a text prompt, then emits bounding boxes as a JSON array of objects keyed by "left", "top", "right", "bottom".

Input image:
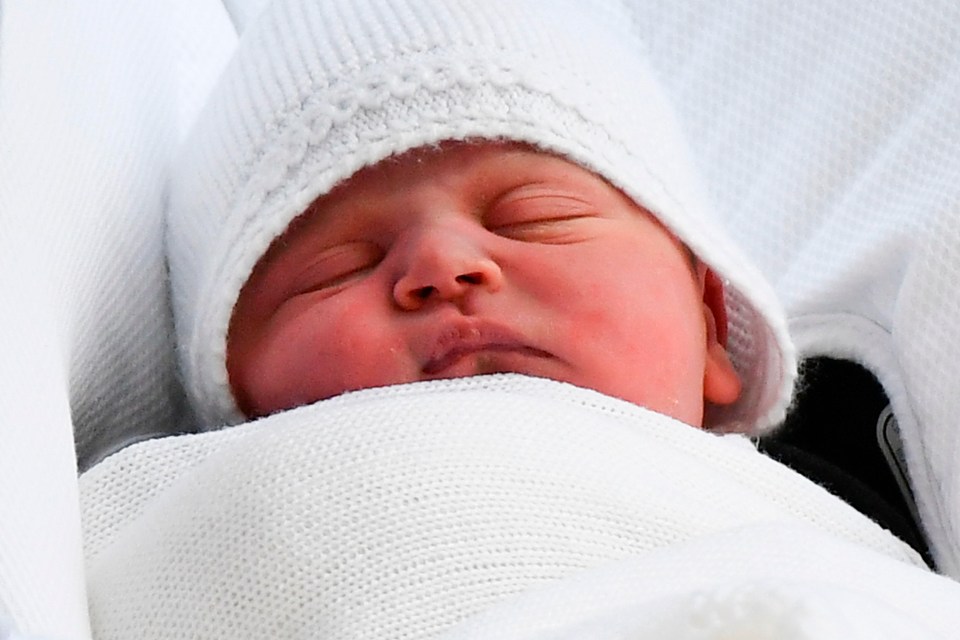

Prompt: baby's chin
[
  {"left": 416, "top": 363, "right": 705, "bottom": 429},
  {"left": 241, "top": 359, "right": 705, "bottom": 430}
]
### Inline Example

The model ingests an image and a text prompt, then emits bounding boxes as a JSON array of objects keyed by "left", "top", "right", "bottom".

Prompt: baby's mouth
[{"left": 419, "top": 321, "right": 553, "bottom": 376}]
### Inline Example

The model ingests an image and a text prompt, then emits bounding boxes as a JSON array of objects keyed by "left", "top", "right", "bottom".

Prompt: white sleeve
[{"left": 0, "top": 0, "right": 235, "bottom": 637}]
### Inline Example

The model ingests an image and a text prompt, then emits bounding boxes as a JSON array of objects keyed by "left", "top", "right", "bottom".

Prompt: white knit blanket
[
  {"left": 444, "top": 524, "right": 960, "bottom": 640},
  {"left": 80, "top": 376, "right": 944, "bottom": 640}
]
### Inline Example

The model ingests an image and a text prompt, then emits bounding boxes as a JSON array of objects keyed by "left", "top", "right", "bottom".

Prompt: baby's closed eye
[
  {"left": 486, "top": 187, "right": 600, "bottom": 243},
  {"left": 287, "top": 242, "right": 382, "bottom": 298}
]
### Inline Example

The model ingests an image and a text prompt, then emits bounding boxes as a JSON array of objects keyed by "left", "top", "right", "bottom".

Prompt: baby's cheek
[
  {"left": 561, "top": 275, "right": 637, "bottom": 335},
  {"left": 317, "top": 306, "right": 415, "bottom": 392},
  {"left": 562, "top": 303, "right": 614, "bottom": 345}
]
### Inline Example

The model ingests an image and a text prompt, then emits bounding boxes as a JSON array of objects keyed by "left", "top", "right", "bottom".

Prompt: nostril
[
  {"left": 414, "top": 285, "right": 436, "bottom": 300},
  {"left": 455, "top": 272, "right": 484, "bottom": 285}
]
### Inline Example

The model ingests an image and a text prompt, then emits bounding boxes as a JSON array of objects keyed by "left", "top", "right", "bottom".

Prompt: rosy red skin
[{"left": 227, "top": 141, "right": 741, "bottom": 426}]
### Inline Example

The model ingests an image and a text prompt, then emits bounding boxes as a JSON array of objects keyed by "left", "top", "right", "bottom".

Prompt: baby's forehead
[
  {"left": 323, "top": 140, "right": 569, "bottom": 197},
  {"left": 290, "top": 140, "right": 654, "bottom": 230}
]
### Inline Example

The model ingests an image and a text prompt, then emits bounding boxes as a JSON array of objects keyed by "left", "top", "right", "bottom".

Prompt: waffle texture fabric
[
  {"left": 165, "top": 0, "right": 796, "bottom": 434},
  {"left": 79, "top": 376, "right": 930, "bottom": 640},
  {"left": 0, "top": 1, "right": 235, "bottom": 637},
  {"left": 627, "top": 0, "right": 960, "bottom": 574}
]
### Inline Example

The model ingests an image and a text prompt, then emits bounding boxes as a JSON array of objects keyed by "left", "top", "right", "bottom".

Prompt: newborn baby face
[{"left": 228, "top": 142, "right": 740, "bottom": 425}]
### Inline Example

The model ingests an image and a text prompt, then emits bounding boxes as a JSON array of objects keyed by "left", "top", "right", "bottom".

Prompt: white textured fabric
[
  {"left": 896, "top": 212, "right": 960, "bottom": 578},
  {"left": 4, "top": 1, "right": 960, "bottom": 638},
  {"left": 80, "top": 376, "right": 925, "bottom": 640},
  {"left": 444, "top": 524, "right": 960, "bottom": 640},
  {"left": 166, "top": 0, "right": 796, "bottom": 434},
  {"left": 220, "top": 0, "right": 270, "bottom": 31},
  {"left": 0, "top": 1, "right": 236, "bottom": 637},
  {"left": 626, "top": 0, "right": 960, "bottom": 575}
]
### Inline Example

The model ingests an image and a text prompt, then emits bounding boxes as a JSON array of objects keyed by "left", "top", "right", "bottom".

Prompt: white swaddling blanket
[
  {"left": 443, "top": 524, "right": 960, "bottom": 640},
  {"left": 80, "top": 376, "right": 939, "bottom": 639}
]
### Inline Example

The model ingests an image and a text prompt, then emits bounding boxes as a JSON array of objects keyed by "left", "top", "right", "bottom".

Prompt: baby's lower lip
[{"left": 422, "top": 345, "right": 552, "bottom": 376}]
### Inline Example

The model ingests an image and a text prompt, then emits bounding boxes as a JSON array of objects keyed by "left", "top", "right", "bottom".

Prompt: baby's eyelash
[
  {"left": 484, "top": 190, "right": 599, "bottom": 240},
  {"left": 487, "top": 213, "right": 598, "bottom": 245},
  {"left": 287, "top": 243, "right": 382, "bottom": 297}
]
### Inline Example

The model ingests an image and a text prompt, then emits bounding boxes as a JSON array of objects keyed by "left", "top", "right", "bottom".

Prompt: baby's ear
[{"left": 701, "top": 267, "right": 741, "bottom": 406}]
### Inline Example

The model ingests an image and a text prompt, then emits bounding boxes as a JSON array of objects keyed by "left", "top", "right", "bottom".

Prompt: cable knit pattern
[{"left": 166, "top": 0, "right": 796, "bottom": 433}]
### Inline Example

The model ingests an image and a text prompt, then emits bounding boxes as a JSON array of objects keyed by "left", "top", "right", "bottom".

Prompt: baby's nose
[{"left": 392, "top": 227, "right": 503, "bottom": 310}]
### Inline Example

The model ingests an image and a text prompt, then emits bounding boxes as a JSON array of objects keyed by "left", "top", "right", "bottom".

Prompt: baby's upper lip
[{"left": 419, "top": 319, "right": 551, "bottom": 375}]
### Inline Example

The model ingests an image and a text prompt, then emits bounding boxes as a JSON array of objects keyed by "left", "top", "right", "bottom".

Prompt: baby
[
  {"left": 166, "top": 0, "right": 795, "bottom": 436},
  {"left": 227, "top": 140, "right": 743, "bottom": 427}
]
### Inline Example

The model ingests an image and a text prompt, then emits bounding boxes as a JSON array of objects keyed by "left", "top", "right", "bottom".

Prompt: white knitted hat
[{"left": 167, "top": 0, "right": 796, "bottom": 432}]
